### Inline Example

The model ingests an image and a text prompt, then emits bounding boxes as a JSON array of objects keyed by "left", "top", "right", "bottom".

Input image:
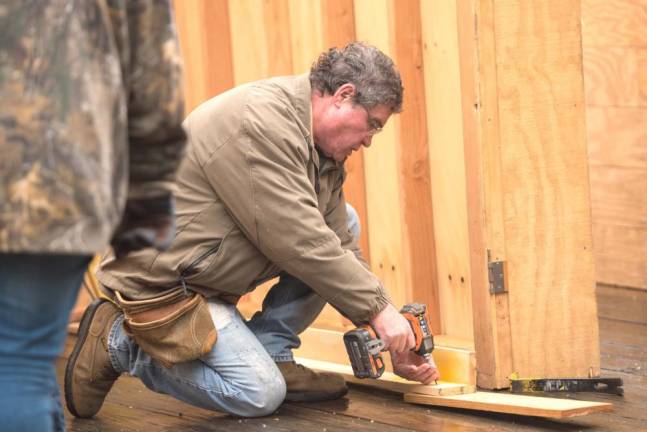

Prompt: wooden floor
[{"left": 58, "top": 285, "right": 647, "bottom": 432}]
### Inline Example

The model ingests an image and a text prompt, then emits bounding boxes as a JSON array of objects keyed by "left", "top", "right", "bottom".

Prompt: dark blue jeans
[{"left": 0, "top": 253, "right": 91, "bottom": 432}]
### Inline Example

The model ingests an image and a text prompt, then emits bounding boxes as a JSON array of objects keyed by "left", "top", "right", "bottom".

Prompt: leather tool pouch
[{"left": 115, "top": 288, "right": 217, "bottom": 368}]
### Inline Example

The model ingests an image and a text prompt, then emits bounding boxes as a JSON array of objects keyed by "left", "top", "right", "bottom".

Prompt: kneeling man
[{"left": 65, "top": 42, "right": 440, "bottom": 419}]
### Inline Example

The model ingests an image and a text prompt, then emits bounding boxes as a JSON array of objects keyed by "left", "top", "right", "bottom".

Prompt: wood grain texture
[
  {"left": 171, "top": 0, "right": 235, "bottom": 108},
  {"left": 201, "top": 0, "right": 234, "bottom": 97},
  {"left": 583, "top": 0, "right": 647, "bottom": 290},
  {"left": 288, "top": 0, "right": 323, "bottom": 74},
  {"left": 493, "top": 0, "right": 599, "bottom": 380},
  {"left": 296, "top": 357, "right": 475, "bottom": 396},
  {"left": 582, "top": 0, "right": 647, "bottom": 46},
  {"left": 321, "top": 0, "right": 371, "bottom": 264},
  {"left": 593, "top": 224, "right": 647, "bottom": 290},
  {"left": 420, "top": 0, "right": 472, "bottom": 339},
  {"left": 172, "top": 0, "right": 208, "bottom": 112},
  {"left": 583, "top": 46, "right": 647, "bottom": 107},
  {"left": 293, "top": 327, "right": 477, "bottom": 386},
  {"left": 586, "top": 107, "right": 647, "bottom": 168},
  {"left": 228, "top": 0, "right": 269, "bottom": 84},
  {"left": 392, "top": 0, "right": 440, "bottom": 333},
  {"left": 459, "top": 0, "right": 514, "bottom": 389},
  {"left": 353, "top": 0, "right": 408, "bottom": 307},
  {"left": 589, "top": 166, "right": 647, "bottom": 228},
  {"left": 404, "top": 392, "right": 613, "bottom": 419},
  {"left": 263, "top": 0, "right": 294, "bottom": 76}
]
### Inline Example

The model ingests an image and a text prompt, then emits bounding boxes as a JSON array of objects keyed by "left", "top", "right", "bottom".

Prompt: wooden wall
[
  {"left": 171, "top": 0, "right": 600, "bottom": 388},
  {"left": 172, "top": 0, "right": 473, "bottom": 341},
  {"left": 582, "top": 0, "right": 647, "bottom": 290},
  {"left": 461, "top": 0, "right": 599, "bottom": 389}
]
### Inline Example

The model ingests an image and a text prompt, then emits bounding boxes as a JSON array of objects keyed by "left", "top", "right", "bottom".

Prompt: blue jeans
[
  {"left": 0, "top": 253, "right": 91, "bottom": 432},
  {"left": 109, "top": 204, "right": 361, "bottom": 417}
]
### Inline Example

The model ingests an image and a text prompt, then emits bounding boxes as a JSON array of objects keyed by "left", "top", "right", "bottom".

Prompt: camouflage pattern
[{"left": 0, "top": 0, "right": 186, "bottom": 253}]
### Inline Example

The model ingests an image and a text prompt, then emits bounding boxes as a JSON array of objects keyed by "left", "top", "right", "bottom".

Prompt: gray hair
[{"left": 309, "top": 42, "right": 403, "bottom": 113}]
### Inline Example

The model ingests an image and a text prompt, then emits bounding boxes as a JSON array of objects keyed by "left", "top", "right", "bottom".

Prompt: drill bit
[{"left": 423, "top": 353, "right": 438, "bottom": 385}]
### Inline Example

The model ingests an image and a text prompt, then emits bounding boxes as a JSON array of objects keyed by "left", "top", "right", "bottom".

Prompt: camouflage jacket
[{"left": 0, "top": 0, "right": 186, "bottom": 254}]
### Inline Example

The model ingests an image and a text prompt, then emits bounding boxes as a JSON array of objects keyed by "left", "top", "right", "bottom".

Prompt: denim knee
[
  {"left": 229, "top": 372, "right": 286, "bottom": 417},
  {"left": 345, "top": 203, "right": 361, "bottom": 240}
]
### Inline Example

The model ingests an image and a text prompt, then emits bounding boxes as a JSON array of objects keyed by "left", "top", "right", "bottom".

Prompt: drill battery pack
[{"left": 343, "top": 325, "right": 386, "bottom": 379}]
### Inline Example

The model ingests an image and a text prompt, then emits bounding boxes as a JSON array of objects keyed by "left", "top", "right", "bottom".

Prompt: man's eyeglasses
[{"left": 361, "top": 105, "right": 383, "bottom": 136}]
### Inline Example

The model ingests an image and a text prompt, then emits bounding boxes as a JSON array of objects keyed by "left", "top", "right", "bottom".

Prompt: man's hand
[
  {"left": 370, "top": 304, "right": 415, "bottom": 353},
  {"left": 391, "top": 350, "right": 441, "bottom": 385}
]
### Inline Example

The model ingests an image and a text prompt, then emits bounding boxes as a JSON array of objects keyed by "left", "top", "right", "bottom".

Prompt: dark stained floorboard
[{"left": 59, "top": 285, "right": 647, "bottom": 431}]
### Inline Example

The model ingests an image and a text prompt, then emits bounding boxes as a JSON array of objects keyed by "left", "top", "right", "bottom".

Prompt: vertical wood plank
[
  {"left": 229, "top": 0, "right": 269, "bottom": 84},
  {"left": 172, "top": 0, "right": 208, "bottom": 113},
  {"left": 288, "top": 0, "right": 324, "bottom": 74},
  {"left": 392, "top": 0, "right": 441, "bottom": 333},
  {"left": 263, "top": 0, "right": 294, "bottom": 76},
  {"left": 494, "top": 0, "right": 599, "bottom": 380},
  {"left": 459, "top": 0, "right": 513, "bottom": 389},
  {"left": 202, "top": 0, "right": 234, "bottom": 97},
  {"left": 320, "top": 0, "right": 371, "bottom": 263},
  {"left": 354, "top": 0, "right": 408, "bottom": 307},
  {"left": 419, "top": 0, "right": 472, "bottom": 338},
  {"left": 321, "top": 0, "right": 355, "bottom": 46}
]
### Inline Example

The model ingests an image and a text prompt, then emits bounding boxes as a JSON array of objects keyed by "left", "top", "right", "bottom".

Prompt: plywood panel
[
  {"left": 583, "top": 0, "right": 647, "bottom": 290},
  {"left": 582, "top": 0, "right": 647, "bottom": 46},
  {"left": 583, "top": 46, "right": 647, "bottom": 107},
  {"left": 420, "top": 0, "right": 472, "bottom": 339},
  {"left": 594, "top": 224, "right": 647, "bottom": 290},
  {"left": 354, "top": 0, "right": 407, "bottom": 307},
  {"left": 586, "top": 107, "right": 647, "bottom": 168},
  {"left": 587, "top": 113, "right": 647, "bottom": 291},
  {"left": 494, "top": 1, "right": 599, "bottom": 379},
  {"left": 405, "top": 392, "right": 613, "bottom": 418},
  {"left": 590, "top": 166, "right": 647, "bottom": 228}
]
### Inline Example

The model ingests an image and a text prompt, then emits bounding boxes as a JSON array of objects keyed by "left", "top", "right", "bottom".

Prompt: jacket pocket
[
  {"left": 178, "top": 238, "right": 223, "bottom": 293},
  {"left": 115, "top": 289, "right": 217, "bottom": 367}
]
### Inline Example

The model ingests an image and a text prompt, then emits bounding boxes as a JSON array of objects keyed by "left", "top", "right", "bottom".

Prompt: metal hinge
[{"left": 487, "top": 249, "right": 507, "bottom": 294}]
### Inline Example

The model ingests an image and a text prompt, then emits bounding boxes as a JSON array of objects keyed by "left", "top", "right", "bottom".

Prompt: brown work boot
[
  {"left": 65, "top": 299, "right": 122, "bottom": 418},
  {"left": 276, "top": 361, "right": 348, "bottom": 402}
]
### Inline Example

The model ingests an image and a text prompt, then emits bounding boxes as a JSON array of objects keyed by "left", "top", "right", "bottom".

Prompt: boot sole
[
  {"left": 64, "top": 299, "right": 110, "bottom": 418},
  {"left": 285, "top": 386, "right": 349, "bottom": 402}
]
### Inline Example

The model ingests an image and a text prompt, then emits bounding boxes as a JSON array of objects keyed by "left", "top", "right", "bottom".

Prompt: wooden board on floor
[
  {"left": 404, "top": 391, "right": 613, "bottom": 419},
  {"left": 293, "top": 327, "right": 477, "bottom": 386},
  {"left": 296, "top": 357, "right": 474, "bottom": 396}
]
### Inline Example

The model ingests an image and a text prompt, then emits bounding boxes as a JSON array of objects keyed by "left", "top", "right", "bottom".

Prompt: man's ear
[{"left": 332, "top": 83, "right": 356, "bottom": 107}]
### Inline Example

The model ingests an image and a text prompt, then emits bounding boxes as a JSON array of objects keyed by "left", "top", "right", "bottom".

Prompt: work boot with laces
[
  {"left": 276, "top": 361, "right": 348, "bottom": 402},
  {"left": 65, "top": 299, "right": 122, "bottom": 418}
]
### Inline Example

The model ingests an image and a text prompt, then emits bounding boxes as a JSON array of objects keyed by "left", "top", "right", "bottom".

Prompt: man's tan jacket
[{"left": 97, "top": 74, "right": 391, "bottom": 326}]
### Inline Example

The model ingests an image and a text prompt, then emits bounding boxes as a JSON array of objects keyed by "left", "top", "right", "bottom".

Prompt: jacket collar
[
  {"left": 292, "top": 73, "right": 313, "bottom": 142},
  {"left": 291, "top": 74, "right": 342, "bottom": 175}
]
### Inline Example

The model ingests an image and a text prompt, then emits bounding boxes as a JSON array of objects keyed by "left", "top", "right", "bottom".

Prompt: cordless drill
[{"left": 343, "top": 303, "right": 435, "bottom": 379}]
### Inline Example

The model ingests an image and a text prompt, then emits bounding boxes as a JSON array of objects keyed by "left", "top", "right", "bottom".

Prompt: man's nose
[{"left": 362, "top": 135, "right": 373, "bottom": 148}]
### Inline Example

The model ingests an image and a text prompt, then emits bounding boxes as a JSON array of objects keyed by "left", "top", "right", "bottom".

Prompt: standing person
[
  {"left": 65, "top": 42, "right": 441, "bottom": 420},
  {"left": 0, "top": 1, "right": 187, "bottom": 430}
]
